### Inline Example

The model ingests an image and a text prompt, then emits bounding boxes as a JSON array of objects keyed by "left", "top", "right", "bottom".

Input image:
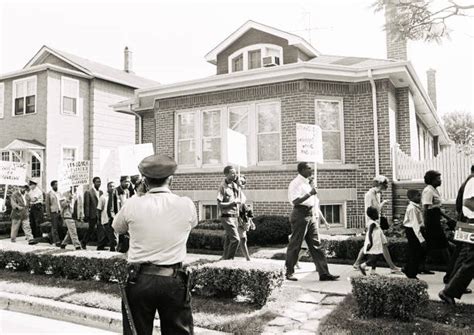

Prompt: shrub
[
  {"left": 190, "top": 260, "right": 284, "bottom": 306},
  {"left": 196, "top": 219, "right": 223, "bottom": 230},
  {"left": 247, "top": 215, "right": 291, "bottom": 245},
  {"left": 351, "top": 275, "right": 429, "bottom": 321},
  {"left": 187, "top": 229, "right": 224, "bottom": 250}
]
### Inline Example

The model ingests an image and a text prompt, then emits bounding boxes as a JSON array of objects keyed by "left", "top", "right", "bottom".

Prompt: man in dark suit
[
  {"left": 81, "top": 177, "right": 103, "bottom": 249},
  {"left": 45, "top": 180, "right": 62, "bottom": 247},
  {"left": 10, "top": 182, "right": 37, "bottom": 245}
]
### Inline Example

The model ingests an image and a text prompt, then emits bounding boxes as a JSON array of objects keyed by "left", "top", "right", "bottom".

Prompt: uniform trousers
[
  {"left": 221, "top": 217, "right": 240, "bottom": 260},
  {"left": 61, "top": 218, "right": 81, "bottom": 247},
  {"left": 11, "top": 217, "right": 33, "bottom": 241},
  {"left": 444, "top": 243, "right": 474, "bottom": 299},
  {"left": 285, "top": 206, "right": 330, "bottom": 277},
  {"left": 404, "top": 227, "right": 425, "bottom": 278},
  {"left": 29, "top": 204, "right": 43, "bottom": 238},
  {"left": 123, "top": 273, "right": 193, "bottom": 335}
]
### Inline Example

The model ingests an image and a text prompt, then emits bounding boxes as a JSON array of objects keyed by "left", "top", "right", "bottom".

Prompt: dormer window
[{"left": 228, "top": 44, "right": 283, "bottom": 73}]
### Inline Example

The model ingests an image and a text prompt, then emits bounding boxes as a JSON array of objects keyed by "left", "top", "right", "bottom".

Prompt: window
[
  {"left": 320, "top": 204, "right": 342, "bottom": 225},
  {"left": 315, "top": 99, "right": 344, "bottom": 162},
  {"left": 62, "top": 148, "right": 76, "bottom": 164},
  {"left": 232, "top": 54, "right": 243, "bottom": 72},
  {"left": 11, "top": 152, "right": 21, "bottom": 162},
  {"left": 248, "top": 50, "right": 261, "bottom": 69},
  {"left": 31, "top": 156, "right": 41, "bottom": 178},
  {"left": 13, "top": 76, "right": 36, "bottom": 116},
  {"left": 176, "top": 100, "right": 281, "bottom": 167},
  {"left": 61, "top": 77, "right": 79, "bottom": 115},
  {"left": 1, "top": 152, "right": 9, "bottom": 161},
  {"left": 0, "top": 82, "right": 4, "bottom": 118},
  {"left": 201, "top": 203, "right": 221, "bottom": 220}
]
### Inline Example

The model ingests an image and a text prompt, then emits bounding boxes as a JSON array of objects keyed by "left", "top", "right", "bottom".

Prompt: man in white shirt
[
  {"left": 45, "top": 180, "right": 62, "bottom": 246},
  {"left": 402, "top": 189, "right": 425, "bottom": 279},
  {"left": 97, "top": 181, "right": 117, "bottom": 251},
  {"left": 285, "top": 162, "right": 339, "bottom": 282},
  {"left": 28, "top": 180, "right": 44, "bottom": 238},
  {"left": 440, "top": 165, "right": 474, "bottom": 305},
  {"left": 113, "top": 155, "right": 197, "bottom": 335}
]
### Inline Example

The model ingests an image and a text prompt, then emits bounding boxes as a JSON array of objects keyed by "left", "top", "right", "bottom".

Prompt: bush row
[
  {"left": 351, "top": 276, "right": 429, "bottom": 321},
  {"left": 0, "top": 244, "right": 284, "bottom": 307}
]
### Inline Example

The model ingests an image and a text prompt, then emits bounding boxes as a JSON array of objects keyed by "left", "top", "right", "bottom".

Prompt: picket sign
[
  {"left": 296, "top": 123, "right": 324, "bottom": 186},
  {"left": 58, "top": 160, "right": 90, "bottom": 192}
]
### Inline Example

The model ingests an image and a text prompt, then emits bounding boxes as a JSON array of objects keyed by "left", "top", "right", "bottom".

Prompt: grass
[
  {"left": 319, "top": 294, "right": 474, "bottom": 335},
  {"left": 0, "top": 269, "right": 302, "bottom": 334}
]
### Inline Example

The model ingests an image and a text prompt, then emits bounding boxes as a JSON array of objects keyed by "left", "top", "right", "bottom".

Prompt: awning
[{"left": 2, "top": 139, "right": 45, "bottom": 151}]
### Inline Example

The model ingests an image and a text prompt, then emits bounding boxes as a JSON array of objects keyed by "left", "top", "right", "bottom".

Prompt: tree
[
  {"left": 442, "top": 110, "right": 473, "bottom": 146},
  {"left": 373, "top": 0, "right": 474, "bottom": 42}
]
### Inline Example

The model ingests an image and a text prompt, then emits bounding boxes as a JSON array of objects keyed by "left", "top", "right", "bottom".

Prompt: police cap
[{"left": 138, "top": 155, "right": 177, "bottom": 179}]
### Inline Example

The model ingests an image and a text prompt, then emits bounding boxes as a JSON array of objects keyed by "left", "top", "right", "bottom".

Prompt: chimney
[
  {"left": 124, "top": 46, "right": 133, "bottom": 73},
  {"left": 426, "top": 68, "right": 437, "bottom": 109},
  {"left": 385, "top": 2, "right": 408, "bottom": 60}
]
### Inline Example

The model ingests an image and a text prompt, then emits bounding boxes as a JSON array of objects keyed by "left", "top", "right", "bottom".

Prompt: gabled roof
[
  {"left": 205, "top": 20, "right": 320, "bottom": 65},
  {"left": 3, "top": 139, "right": 45, "bottom": 151},
  {"left": 24, "top": 46, "right": 159, "bottom": 89}
]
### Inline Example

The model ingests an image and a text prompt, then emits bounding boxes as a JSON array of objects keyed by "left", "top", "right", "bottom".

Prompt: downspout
[
  {"left": 128, "top": 105, "right": 142, "bottom": 144},
  {"left": 368, "top": 69, "right": 380, "bottom": 176}
]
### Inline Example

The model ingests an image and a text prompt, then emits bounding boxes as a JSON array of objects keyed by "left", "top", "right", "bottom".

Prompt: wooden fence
[{"left": 393, "top": 145, "right": 474, "bottom": 200}]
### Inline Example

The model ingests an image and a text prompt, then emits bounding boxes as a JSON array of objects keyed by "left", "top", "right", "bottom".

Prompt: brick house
[
  {"left": 114, "top": 21, "right": 450, "bottom": 228},
  {"left": 0, "top": 46, "right": 158, "bottom": 191}
]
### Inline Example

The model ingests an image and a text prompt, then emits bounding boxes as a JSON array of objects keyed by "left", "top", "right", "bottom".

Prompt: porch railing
[{"left": 393, "top": 144, "right": 474, "bottom": 200}]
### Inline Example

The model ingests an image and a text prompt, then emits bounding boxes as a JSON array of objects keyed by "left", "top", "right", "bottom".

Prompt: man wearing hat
[
  {"left": 113, "top": 155, "right": 197, "bottom": 335},
  {"left": 116, "top": 175, "right": 131, "bottom": 253},
  {"left": 28, "top": 179, "right": 44, "bottom": 238},
  {"left": 10, "top": 182, "right": 37, "bottom": 244}
]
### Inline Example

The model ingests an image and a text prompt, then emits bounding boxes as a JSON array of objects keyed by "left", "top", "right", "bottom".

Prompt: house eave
[{"left": 0, "top": 64, "right": 93, "bottom": 81}]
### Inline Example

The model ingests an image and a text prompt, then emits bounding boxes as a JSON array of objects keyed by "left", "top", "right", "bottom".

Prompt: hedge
[
  {"left": 0, "top": 243, "right": 283, "bottom": 307},
  {"left": 351, "top": 276, "right": 429, "bottom": 321},
  {"left": 191, "top": 260, "right": 284, "bottom": 306}
]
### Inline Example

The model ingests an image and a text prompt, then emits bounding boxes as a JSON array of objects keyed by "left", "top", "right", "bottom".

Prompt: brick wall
[
  {"left": 396, "top": 87, "right": 410, "bottom": 154},
  {"left": 142, "top": 78, "right": 396, "bottom": 227}
]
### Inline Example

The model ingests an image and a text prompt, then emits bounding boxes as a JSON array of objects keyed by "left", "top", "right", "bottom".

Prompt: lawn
[
  {"left": 0, "top": 269, "right": 304, "bottom": 334},
  {"left": 319, "top": 294, "right": 473, "bottom": 335}
]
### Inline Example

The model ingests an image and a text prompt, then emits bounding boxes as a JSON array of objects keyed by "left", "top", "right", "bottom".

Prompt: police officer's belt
[{"left": 140, "top": 263, "right": 182, "bottom": 277}]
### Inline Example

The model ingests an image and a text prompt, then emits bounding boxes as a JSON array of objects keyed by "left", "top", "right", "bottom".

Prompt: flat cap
[
  {"left": 120, "top": 175, "right": 131, "bottom": 182},
  {"left": 28, "top": 179, "right": 37, "bottom": 186},
  {"left": 138, "top": 155, "right": 177, "bottom": 179}
]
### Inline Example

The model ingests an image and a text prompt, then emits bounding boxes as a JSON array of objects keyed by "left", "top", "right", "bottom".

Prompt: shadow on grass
[{"left": 319, "top": 294, "right": 473, "bottom": 335}]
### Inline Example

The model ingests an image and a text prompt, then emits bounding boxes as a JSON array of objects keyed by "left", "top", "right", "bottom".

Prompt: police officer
[{"left": 112, "top": 155, "right": 197, "bottom": 335}]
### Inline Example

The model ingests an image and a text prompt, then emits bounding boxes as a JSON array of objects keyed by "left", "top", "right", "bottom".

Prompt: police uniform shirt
[
  {"left": 112, "top": 187, "right": 198, "bottom": 265},
  {"left": 463, "top": 178, "right": 474, "bottom": 219},
  {"left": 28, "top": 187, "right": 43, "bottom": 205}
]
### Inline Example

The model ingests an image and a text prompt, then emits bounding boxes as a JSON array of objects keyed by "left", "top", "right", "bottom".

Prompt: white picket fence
[{"left": 393, "top": 145, "right": 474, "bottom": 200}]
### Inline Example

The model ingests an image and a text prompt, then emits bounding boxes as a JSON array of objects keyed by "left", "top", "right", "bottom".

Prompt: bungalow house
[
  {"left": 114, "top": 20, "right": 450, "bottom": 228},
  {"left": 0, "top": 46, "right": 159, "bottom": 191}
]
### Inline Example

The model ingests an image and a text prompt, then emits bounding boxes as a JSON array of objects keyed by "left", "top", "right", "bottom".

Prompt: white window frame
[
  {"left": 31, "top": 155, "right": 41, "bottom": 178},
  {"left": 0, "top": 82, "right": 4, "bottom": 119},
  {"left": 228, "top": 44, "right": 283, "bottom": 73},
  {"left": 175, "top": 99, "right": 282, "bottom": 168},
  {"left": 1, "top": 151, "right": 10, "bottom": 161},
  {"left": 314, "top": 97, "right": 345, "bottom": 163},
  {"left": 61, "top": 76, "right": 80, "bottom": 116},
  {"left": 12, "top": 76, "right": 37, "bottom": 117},
  {"left": 61, "top": 146, "right": 78, "bottom": 165},
  {"left": 320, "top": 202, "right": 346, "bottom": 227},
  {"left": 199, "top": 201, "right": 221, "bottom": 221}
]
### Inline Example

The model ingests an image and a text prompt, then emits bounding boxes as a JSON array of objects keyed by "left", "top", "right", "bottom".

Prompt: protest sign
[
  {"left": 296, "top": 123, "right": 324, "bottom": 164},
  {"left": 226, "top": 129, "right": 248, "bottom": 167},
  {"left": 0, "top": 161, "right": 27, "bottom": 186},
  {"left": 59, "top": 160, "right": 90, "bottom": 191},
  {"left": 118, "top": 143, "right": 154, "bottom": 176}
]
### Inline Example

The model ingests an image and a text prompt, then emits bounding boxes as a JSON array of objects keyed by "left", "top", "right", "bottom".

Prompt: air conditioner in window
[{"left": 262, "top": 56, "right": 280, "bottom": 67}]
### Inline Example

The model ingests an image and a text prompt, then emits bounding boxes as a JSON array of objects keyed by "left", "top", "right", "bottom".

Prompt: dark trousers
[
  {"left": 404, "top": 227, "right": 425, "bottom": 278},
  {"left": 117, "top": 233, "right": 130, "bottom": 253},
  {"left": 285, "top": 206, "right": 330, "bottom": 277},
  {"left": 29, "top": 204, "right": 43, "bottom": 238},
  {"left": 364, "top": 254, "right": 379, "bottom": 269},
  {"left": 50, "top": 212, "right": 62, "bottom": 244},
  {"left": 123, "top": 273, "right": 193, "bottom": 335},
  {"left": 97, "top": 222, "right": 117, "bottom": 250},
  {"left": 445, "top": 241, "right": 463, "bottom": 282},
  {"left": 81, "top": 217, "right": 98, "bottom": 246},
  {"left": 221, "top": 217, "right": 240, "bottom": 260},
  {"left": 444, "top": 243, "right": 474, "bottom": 299}
]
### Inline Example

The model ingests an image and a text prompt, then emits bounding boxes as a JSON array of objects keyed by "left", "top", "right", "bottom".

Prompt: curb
[{"left": 0, "top": 292, "right": 227, "bottom": 334}]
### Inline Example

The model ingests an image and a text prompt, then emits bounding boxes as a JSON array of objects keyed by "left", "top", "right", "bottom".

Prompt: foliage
[
  {"left": 187, "top": 229, "right": 225, "bottom": 250},
  {"left": 351, "top": 275, "right": 429, "bottom": 321},
  {"left": 190, "top": 260, "right": 284, "bottom": 307},
  {"left": 247, "top": 215, "right": 291, "bottom": 245},
  {"left": 196, "top": 219, "right": 223, "bottom": 230},
  {"left": 442, "top": 111, "right": 474, "bottom": 147},
  {"left": 373, "top": 0, "right": 474, "bottom": 42}
]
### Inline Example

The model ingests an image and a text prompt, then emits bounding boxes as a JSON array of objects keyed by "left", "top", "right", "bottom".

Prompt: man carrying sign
[
  {"left": 10, "top": 182, "right": 37, "bottom": 245},
  {"left": 439, "top": 165, "right": 474, "bottom": 305}
]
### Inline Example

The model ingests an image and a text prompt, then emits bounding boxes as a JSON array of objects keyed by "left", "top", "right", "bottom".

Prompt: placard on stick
[
  {"left": 226, "top": 129, "right": 248, "bottom": 167},
  {"left": 58, "top": 160, "right": 90, "bottom": 191},
  {"left": 0, "top": 161, "right": 28, "bottom": 186},
  {"left": 296, "top": 123, "right": 324, "bottom": 164}
]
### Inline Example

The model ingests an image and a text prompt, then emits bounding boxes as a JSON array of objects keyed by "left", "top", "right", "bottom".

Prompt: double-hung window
[
  {"left": 315, "top": 98, "right": 344, "bottom": 162},
  {"left": 1, "top": 152, "right": 9, "bottom": 161},
  {"left": 31, "top": 156, "right": 41, "bottom": 178},
  {"left": 62, "top": 147, "right": 77, "bottom": 165},
  {"left": 61, "top": 77, "right": 79, "bottom": 115},
  {"left": 13, "top": 76, "right": 36, "bottom": 116}
]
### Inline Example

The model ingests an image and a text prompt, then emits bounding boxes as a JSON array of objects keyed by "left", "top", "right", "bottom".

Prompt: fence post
[{"left": 392, "top": 144, "right": 399, "bottom": 182}]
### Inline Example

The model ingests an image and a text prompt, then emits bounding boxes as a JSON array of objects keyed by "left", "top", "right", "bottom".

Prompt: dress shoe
[
  {"left": 320, "top": 274, "right": 340, "bottom": 281},
  {"left": 28, "top": 240, "right": 38, "bottom": 245},
  {"left": 60, "top": 244, "right": 66, "bottom": 249},
  {"left": 286, "top": 274, "right": 298, "bottom": 281},
  {"left": 438, "top": 290, "right": 455, "bottom": 305},
  {"left": 55, "top": 242, "right": 61, "bottom": 247},
  {"left": 80, "top": 242, "right": 87, "bottom": 250},
  {"left": 75, "top": 246, "right": 82, "bottom": 250},
  {"left": 420, "top": 270, "right": 435, "bottom": 275},
  {"left": 110, "top": 247, "right": 116, "bottom": 252},
  {"left": 464, "top": 288, "right": 472, "bottom": 294},
  {"left": 358, "top": 264, "right": 367, "bottom": 276}
]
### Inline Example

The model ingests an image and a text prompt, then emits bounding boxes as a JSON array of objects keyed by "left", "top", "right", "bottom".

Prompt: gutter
[
  {"left": 368, "top": 69, "right": 380, "bottom": 176},
  {"left": 114, "top": 103, "right": 142, "bottom": 144}
]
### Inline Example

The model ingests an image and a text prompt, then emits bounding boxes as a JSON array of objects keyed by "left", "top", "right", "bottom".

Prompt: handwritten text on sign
[
  {"left": 59, "top": 160, "right": 90, "bottom": 189},
  {"left": 296, "top": 123, "right": 324, "bottom": 163},
  {"left": 0, "top": 161, "right": 27, "bottom": 186}
]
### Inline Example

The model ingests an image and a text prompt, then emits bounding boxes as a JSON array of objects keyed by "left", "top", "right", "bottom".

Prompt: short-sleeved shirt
[
  {"left": 364, "top": 188, "right": 383, "bottom": 225},
  {"left": 97, "top": 194, "right": 110, "bottom": 225},
  {"left": 112, "top": 187, "right": 198, "bottom": 265},
  {"left": 288, "top": 174, "right": 316, "bottom": 207},
  {"left": 422, "top": 185, "right": 442, "bottom": 209},
  {"left": 403, "top": 201, "right": 425, "bottom": 243},
  {"left": 463, "top": 178, "right": 474, "bottom": 219},
  {"left": 217, "top": 180, "right": 240, "bottom": 215}
]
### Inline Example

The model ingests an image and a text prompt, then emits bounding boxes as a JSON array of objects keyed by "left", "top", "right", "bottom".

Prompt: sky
[{"left": 1, "top": 0, "right": 473, "bottom": 116}]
